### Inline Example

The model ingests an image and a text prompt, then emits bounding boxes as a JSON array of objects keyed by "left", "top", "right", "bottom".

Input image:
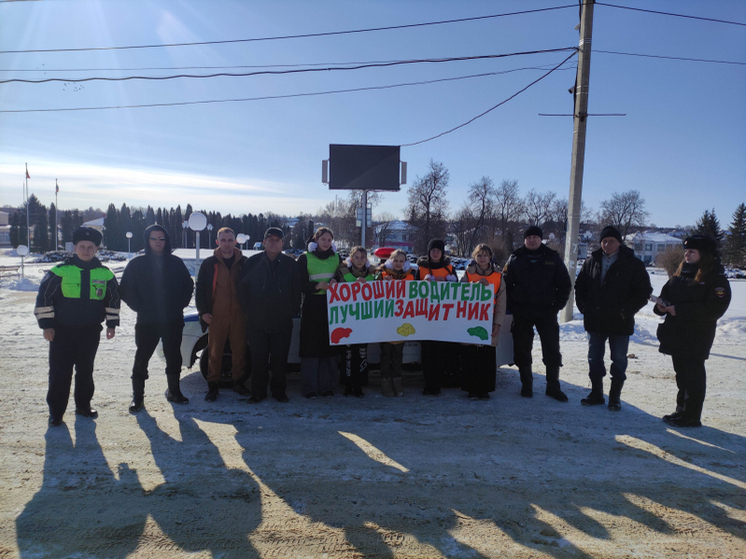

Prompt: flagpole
[
  {"left": 55, "top": 179, "right": 59, "bottom": 250},
  {"left": 25, "top": 163, "right": 30, "bottom": 250}
]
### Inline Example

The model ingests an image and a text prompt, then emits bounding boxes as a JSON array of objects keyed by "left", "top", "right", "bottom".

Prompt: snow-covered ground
[{"left": 1, "top": 248, "right": 745, "bottom": 558}]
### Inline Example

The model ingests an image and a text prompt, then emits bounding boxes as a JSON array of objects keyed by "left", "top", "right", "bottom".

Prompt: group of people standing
[{"left": 35, "top": 223, "right": 730, "bottom": 430}]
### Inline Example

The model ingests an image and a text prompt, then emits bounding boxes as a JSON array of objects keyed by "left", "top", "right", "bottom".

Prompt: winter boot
[
  {"left": 129, "top": 378, "right": 146, "bottom": 413},
  {"left": 519, "top": 369, "right": 533, "bottom": 398},
  {"left": 545, "top": 367, "right": 568, "bottom": 402},
  {"left": 608, "top": 379, "right": 624, "bottom": 412},
  {"left": 166, "top": 375, "right": 189, "bottom": 404},
  {"left": 581, "top": 379, "right": 605, "bottom": 406},
  {"left": 205, "top": 382, "right": 219, "bottom": 402},
  {"left": 381, "top": 377, "right": 395, "bottom": 397},
  {"left": 662, "top": 405, "right": 685, "bottom": 422},
  {"left": 392, "top": 377, "right": 404, "bottom": 397}
]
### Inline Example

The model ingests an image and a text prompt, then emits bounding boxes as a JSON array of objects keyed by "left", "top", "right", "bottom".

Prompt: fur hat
[
  {"left": 684, "top": 235, "right": 717, "bottom": 254},
  {"left": 73, "top": 227, "right": 102, "bottom": 246}
]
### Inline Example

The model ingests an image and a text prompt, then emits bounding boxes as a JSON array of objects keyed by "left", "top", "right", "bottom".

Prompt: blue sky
[{"left": 1, "top": 0, "right": 744, "bottom": 229}]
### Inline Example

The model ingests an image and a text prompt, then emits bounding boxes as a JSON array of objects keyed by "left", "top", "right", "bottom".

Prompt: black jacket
[
  {"left": 238, "top": 251, "right": 301, "bottom": 332},
  {"left": 654, "top": 263, "right": 731, "bottom": 359},
  {"left": 119, "top": 226, "right": 193, "bottom": 324},
  {"left": 503, "top": 243, "right": 571, "bottom": 314},
  {"left": 575, "top": 245, "right": 652, "bottom": 336}
]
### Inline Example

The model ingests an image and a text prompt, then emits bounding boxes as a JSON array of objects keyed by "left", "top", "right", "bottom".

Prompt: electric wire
[
  {"left": 0, "top": 5, "right": 577, "bottom": 55},
  {"left": 596, "top": 50, "right": 746, "bottom": 66},
  {"left": 0, "top": 49, "right": 577, "bottom": 84},
  {"left": 0, "top": 62, "right": 578, "bottom": 114},
  {"left": 595, "top": 2, "right": 746, "bottom": 27},
  {"left": 402, "top": 50, "right": 578, "bottom": 147}
]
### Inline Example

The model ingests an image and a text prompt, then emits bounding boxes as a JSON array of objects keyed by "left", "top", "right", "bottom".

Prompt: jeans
[{"left": 587, "top": 331, "right": 629, "bottom": 382}]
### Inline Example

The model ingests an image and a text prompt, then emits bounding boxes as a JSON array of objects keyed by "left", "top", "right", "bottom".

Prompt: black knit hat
[
  {"left": 684, "top": 235, "right": 717, "bottom": 254},
  {"left": 72, "top": 227, "right": 102, "bottom": 246},
  {"left": 599, "top": 226, "right": 622, "bottom": 243},
  {"left": 524, "top": 225, "right": 543, "bottom": 239},
  {"left": 427, "top": 239, "right": 445, "bottom": 252}
]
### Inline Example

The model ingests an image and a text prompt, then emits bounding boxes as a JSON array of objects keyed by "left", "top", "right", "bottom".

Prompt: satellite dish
[
  {"left": 188, "top": 212, "right": 207, "bottom": 231},
  {"left": 236, "top": 234, "right": 247, "bottom": 244},
  {"left": 17, "top": 245, "right": 29, "bottom": 256}
]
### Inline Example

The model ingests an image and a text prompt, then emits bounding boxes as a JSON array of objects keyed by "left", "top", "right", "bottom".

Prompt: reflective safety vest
[
  {"left": 305, "top": 252, "right": 340, "bottom": 295},
  {"left": 379, "top": 268, "right": 416, "bottom": 281},
  {"left": 465, "top": 269, "right": 502, "bottom": 301},
  {"left": 419, "top": 263, "right": 455, "bottom": 280},
  {"left": 50, "top": 264, "right": 115, "bottom": 300},
  {"left": 343, "top": 269, "right": 376, "bottom": 283}
]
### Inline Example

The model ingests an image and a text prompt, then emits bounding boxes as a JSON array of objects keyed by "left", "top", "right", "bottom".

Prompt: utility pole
[{"left": 561, "top": 0, "right": 594, "bottom": 323}]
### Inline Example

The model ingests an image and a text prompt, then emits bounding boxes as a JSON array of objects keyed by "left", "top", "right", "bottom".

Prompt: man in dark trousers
[
  {"left": 119, "top": 224, "right": 194, "bottom": 412},
  {"left": 196, "top": 227, "right": 249, "bottom": 401},
  {"left": 503, "top": 226, "right": 572, "bottom": 401},
  {"left": 238, "top": 227, "right": 301, "bottom": 403},
  {"left": 34, "top": 227, "right": 120, "bottom": 426},
  {"left": 575, "top": 226, "right": 652, "bottom": 411}
]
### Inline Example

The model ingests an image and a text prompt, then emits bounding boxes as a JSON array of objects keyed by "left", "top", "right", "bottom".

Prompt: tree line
[{"left": 6, "top": 165, "right": 746, "bottom": 269}]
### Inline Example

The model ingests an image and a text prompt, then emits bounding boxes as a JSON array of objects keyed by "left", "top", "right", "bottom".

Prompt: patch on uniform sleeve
[{"left": 714, "top": 287, "right": 726, "bottom": 298}]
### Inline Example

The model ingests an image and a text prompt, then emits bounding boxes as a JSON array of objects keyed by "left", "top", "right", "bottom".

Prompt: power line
[
  {"left": 403, "top": 50, "right": 578, "bottom": 147},
  {"left": 0, "top": 5, "right": 577, "bottom": 55},
  {"left": 596, "top": 50, "right": 746, "bottom": 66},
  {"left": 596, "top": 2, "right": 746, "bottom": 27},
  {"left": 0, "top": 48, "right": 577, "bottom": 84},
  {"left": 0, "top": 63, "right": 578, "bottom": 114}
]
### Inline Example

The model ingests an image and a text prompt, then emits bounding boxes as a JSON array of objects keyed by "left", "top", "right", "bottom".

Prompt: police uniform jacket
[
  {"left": 654, "top": 262, "right": 731, "bottom": 359},
  {"left": 34, "top": 255, "right": 120, "bottom": 329},
  {"left": 575, "top": 245, "right": 652, "bottom": 336}
]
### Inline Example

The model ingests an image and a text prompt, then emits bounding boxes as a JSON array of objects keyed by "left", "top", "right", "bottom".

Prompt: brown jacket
[{"left": 196, "top": 247, "right": 247, "bottom": 330}]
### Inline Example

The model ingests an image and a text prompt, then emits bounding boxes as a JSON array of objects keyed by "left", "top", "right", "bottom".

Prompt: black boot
[
  {"left": 662, "top": 406, "right": 684, "bottom": 422},
  {"left": 519, "top": 369, "right": 533, "bottom": 398},
  {"left": 129, "top": 378, "right": 146, "bottom": 413},
  {"left": 166, "top": 375, "right": 189, "bottom": 404},
  {"left": 545, "top": 367, "right": 568, "bottom": 402},
  {"left": 581, "top": 379, "right": 605, "bottom": 406},
  {"left": 608, "top": 379, "right": 624, "bottom": 411},
  {"left": 205, "top": 382, "right": 219, "bottom": 402}
]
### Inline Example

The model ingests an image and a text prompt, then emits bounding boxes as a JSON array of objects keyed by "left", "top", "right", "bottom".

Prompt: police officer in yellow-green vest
[{"left": 34, "top": 227, "right": 120, "bottom": 426}]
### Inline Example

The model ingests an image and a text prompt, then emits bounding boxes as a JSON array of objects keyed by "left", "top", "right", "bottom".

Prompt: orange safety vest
[
  {"left": 465, "top": 269, "right": 502, "bottom": 301},
  {"left": 379, "top": 268, "right": 416, "bottom": 281},
  {"left": 419, "top": 263, "right": 455, "bottom": 280}
]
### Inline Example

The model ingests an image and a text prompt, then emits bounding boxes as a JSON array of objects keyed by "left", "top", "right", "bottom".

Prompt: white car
[{"left": 180, "top": 310, "right": 514, "bottom": 387}]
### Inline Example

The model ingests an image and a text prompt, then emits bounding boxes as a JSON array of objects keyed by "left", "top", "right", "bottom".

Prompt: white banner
[{"left": 327, "top": 280, "right": 494, "bottom": 346}]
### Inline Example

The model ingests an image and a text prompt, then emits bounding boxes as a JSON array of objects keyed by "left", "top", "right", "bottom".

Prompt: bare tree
[
  {"left": 405, "top": 160, "right": 450, "bottom": 254},
  {"left": 451, "top": 205, "right": 479, "bottom": 257},
  {"left": 599, "top": 190, "right": 649, "bottom": 240},
  {"left": 523, "top": 189, "right": 556, "bottom": 227},
  {"left": 374, "top": 211, "right": 398, "bottom": 247},
  {"left": 494, "top": 179, "right": 523, "bottom": 250},
  {"left": 465, "top": 176, "right": 497, "bottom": 253}
]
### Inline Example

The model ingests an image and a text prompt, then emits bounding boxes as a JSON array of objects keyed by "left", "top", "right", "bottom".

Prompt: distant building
[
  {"left": 0, "top": 211, "right": 10, "bottom": 247},
  {"left": 373, "top": 220, "right": 414, "bottom": 253},
  {"left": 626, "top": 231, "right": 682, "bottom": 264}
]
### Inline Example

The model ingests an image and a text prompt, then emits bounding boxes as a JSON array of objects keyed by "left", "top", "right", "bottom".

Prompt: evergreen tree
[
  {"left": 104, "top": 203, "right": 119, "bottom": 250},
  {"left": 60, "top": 210, "right": 75, "bottom": 247},
  {"left": 34, "top": 206, "right": 50, "bottom": 252},
  {"left": 9, "top": 211, "right": 19, "bottom": 248},
  {"left": 724, "top": 203, "right": 746, "bottom": 267},
  {"left": 48, "top": 203, "right": 58, "bottom": 250},
  {"left": 692, "top": 208, "right": 723, "bottom": 245}
]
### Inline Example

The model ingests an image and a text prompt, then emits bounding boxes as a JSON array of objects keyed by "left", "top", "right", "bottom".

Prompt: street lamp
[
  {"left": 182, "top": 220, "right": 189, "bottom": 248},
  {"left": 126, "top": 231, "right": 133, "bottom": 258},
  {"left": 188, "top": 212, "right": 208, "bottom": 269},
  {"left": 17, "top": 244, "right": 29, "bottom": 279},
  {"left": 207, "top": 223, "right": 214, "bottom": 247}
]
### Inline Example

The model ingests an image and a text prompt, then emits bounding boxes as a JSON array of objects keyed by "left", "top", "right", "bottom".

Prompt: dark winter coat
[
  {"left": 297, "top": 248, "right": 343, "bottom": 358},
  {"left": 654, "top": 263, "right": 731, "bottom": 359},
  {"left": 119, "top": 226, "right": 193, "bottom": 324},
  {"left": 238, "top": 251, "right": 301, "bottom": 333},
  {"left": 503, "top": 244, "right": 571, "bottom": 315},
  {"left": 574, "top": 245, "right": 652, "bottom": 336}
]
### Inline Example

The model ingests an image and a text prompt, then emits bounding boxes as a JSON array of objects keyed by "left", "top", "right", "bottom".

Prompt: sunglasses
[{"left": 149, "top": 237, "right": 166, "bottom": 242}]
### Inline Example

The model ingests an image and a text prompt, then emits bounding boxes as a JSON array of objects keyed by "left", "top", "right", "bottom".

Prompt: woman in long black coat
[{"left": 654, "top": 235, "right": 731, "bottom": 428}]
